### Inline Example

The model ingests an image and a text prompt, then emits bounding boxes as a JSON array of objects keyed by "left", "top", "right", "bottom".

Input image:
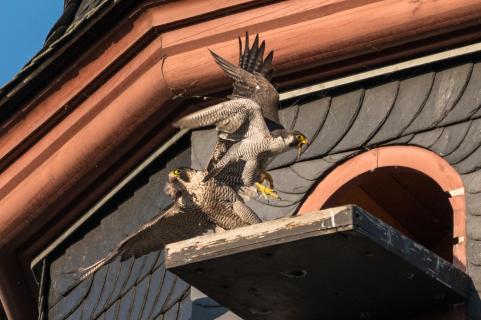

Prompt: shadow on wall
[
  {"left": 192, "top": 297, "right": 229, "bottom": 319},
  {"left": 191, "top": 287, "right": 242, "bottom": 319},
  {"left": 468, "top": 278, "right": 481, "bottom": 318}
]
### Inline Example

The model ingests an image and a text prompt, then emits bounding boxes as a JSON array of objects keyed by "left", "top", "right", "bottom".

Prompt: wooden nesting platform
[{"left": 165, "top": 205, "right": 471, "bottom": 320}]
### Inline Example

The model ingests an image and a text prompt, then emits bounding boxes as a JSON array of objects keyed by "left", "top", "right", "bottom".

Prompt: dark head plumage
[
  {"left": 273, "top": 130, "right": 308, "bottom": 149},
  {"left": 168, "top": 167, "right": 193, "bottom": 183}
]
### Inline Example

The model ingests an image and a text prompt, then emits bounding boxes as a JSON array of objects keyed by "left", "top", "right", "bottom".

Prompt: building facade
[{"left": 2, "top": 0, "right": 481, "bottom": 319}]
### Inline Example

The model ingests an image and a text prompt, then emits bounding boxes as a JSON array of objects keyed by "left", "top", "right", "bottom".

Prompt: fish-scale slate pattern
[
  {"left": 191, "top": 54, "right": 481, "bottom": 318},
  {"left": 47, "top": 147, "right": 193, "bottom": 320}
]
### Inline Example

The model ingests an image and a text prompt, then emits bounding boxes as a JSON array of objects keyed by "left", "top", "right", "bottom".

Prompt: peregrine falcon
[
  {"left": 167, "top": 167, "right": 262, "bottom": 228},
  {"left": 174, "top": 99, "right": 308, "bottom": 198},
  {"left": 206, "top": 33, "right": 283, "bottom": 173},
  {"left": 175, "top": 33, "right": 308, "bottom": 198},
  {"left": 213, "top": 33, "right": 280, "bottom": 125},
  {"left": 74, "top": 167, "right": 260, "bottom": 280}
]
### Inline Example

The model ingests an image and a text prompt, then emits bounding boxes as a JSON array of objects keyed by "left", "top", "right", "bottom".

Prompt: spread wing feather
[
  {"left": 260, "top": 50, "right": 274, "bottom": 76},
  {"left": 210, "top": 34, "right": 280, "bottom": 124},
  {"left": 210, "top": 49, "right": 260, "bottom": 100},
  {"left": 238, "top": 33, "right": 273, "bottom": 78},
  {"left": 194, "top": 34, "right": 281, "bottom": 176},
  {"left": 174, "top": 99, "right": 251, "bottom": 130},
  {"left": 174, "top": 98, "right": 270, "bottom": 141},
  {"left": 73, "top": 204, "right": 214, "bottom": 280}
]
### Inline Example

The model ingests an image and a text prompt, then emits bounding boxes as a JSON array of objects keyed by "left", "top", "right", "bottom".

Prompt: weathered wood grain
[{"left": 166, "top": 206, "right": 352, "bottom": 267}]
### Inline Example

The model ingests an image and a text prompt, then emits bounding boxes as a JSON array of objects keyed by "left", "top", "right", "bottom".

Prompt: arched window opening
[
  {"left": 299, "top": 146, "right": 466, "bottom": 269},
  {"left": 323, "top": 167, "right": 453, "bottom": 261}
]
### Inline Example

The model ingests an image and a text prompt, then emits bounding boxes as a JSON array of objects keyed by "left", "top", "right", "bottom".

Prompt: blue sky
[{"left": 0, "top": 2, "right": 63, "bottom": 87}]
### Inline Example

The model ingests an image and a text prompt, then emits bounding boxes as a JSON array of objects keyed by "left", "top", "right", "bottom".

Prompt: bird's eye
[
  {"left": 296, "top": 135, "right": 304, "bottom": 141},
  {"left": 173, "top": 169, "right": 182, "bottom": 176}
]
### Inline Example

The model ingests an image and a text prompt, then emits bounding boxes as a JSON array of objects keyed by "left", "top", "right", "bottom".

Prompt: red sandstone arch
[{"left": 298, "top": 146, "right": 466, "bottom": 269}]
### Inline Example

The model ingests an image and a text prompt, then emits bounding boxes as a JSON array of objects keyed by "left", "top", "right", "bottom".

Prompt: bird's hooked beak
[
  {"left": 296, "top": 136, "right": 309, "bottom": 160},
  {"left": 297, "top": 136, "right": 309, "bottom": 149}
]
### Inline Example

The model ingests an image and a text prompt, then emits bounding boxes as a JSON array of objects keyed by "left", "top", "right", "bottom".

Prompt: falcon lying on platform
[
  {"left": 175, "top": 33, "right": 308, "bottom": 199},
  {"left": 74, "top": 167, "right": 261, "bottom": 280}
]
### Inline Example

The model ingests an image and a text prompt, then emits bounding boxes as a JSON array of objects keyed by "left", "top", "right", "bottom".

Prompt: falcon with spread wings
[{"left": 174, "top": 33, "right": 308, "bottom": 198}]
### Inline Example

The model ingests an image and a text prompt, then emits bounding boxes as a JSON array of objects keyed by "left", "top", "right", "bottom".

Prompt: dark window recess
[{"left": 323, "top": 167, "right": 453, "bottom": 262}]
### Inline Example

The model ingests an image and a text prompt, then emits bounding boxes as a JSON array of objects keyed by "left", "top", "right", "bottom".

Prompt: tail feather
[{"left": 65, "top": 250, "right": 118, "bottom": 281}]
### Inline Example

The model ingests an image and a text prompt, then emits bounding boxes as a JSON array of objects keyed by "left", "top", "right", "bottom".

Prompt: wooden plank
[
  {"left": 166, "top": 205, "right": 470, "bottom": 320},
  {"left": 167, "top": 206, "right": 351, "bottom": 267}
]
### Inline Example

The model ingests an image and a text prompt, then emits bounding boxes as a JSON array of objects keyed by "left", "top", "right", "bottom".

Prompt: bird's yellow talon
[
  {"left": 255, "top": 182, "right": 279, "bottom": 200},
  {"left": 259, "top": 171, "right": 274, "bottom": 189}
]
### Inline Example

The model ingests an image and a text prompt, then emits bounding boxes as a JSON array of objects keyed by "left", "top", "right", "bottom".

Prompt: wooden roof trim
[
  {"left": 0, "top": 0, "right": 265, "bottom": 171},
  {"left": 4, "top": 0, "right": 481, "bottom": 176}
]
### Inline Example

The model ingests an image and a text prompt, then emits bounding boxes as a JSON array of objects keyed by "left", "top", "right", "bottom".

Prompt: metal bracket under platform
[{"left": 165, "top": 205, "right": 471, "bottom": 320}]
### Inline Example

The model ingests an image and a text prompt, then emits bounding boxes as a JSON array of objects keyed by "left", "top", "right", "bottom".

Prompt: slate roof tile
[
  {"left": 333, "top": 82, "right": 398, "bottom": 152},
  {"left": 405, "top": 63, "right": 472, "bottom": 134},
  {"left": 441, "top": 62, "right": 481, "bottom": 125},
  {"left": 369, "top": 72, "right": 435, "bottom": 144}
]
